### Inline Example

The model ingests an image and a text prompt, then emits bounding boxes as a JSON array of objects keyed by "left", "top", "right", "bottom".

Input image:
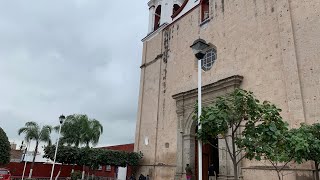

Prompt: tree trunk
[
  {"left": 86, "top": 171, "right": 89, "bottom": 180},
  {"left": 29, "top": 141, "right": 39, "bottom": 178},
  {"left": 233, "top": 162, "right": 239, "bottom": 180},
  {"left": 276, "top": 171, "right": 281, "bottom": 180},
  {"left": 71, "top": 164, "right": 75, "bottom": 174},
  {"left": 315, "top": 161, "right": 319, "bottom": 180},
  {"left": 55, "top": 163, "right": 63, "bottom": 180},
  {"left": 81, "top": 165, "right": 85, "bottom": 180},
  {"left": 231, "top": 131, "right": 239, "bottom": 180}
]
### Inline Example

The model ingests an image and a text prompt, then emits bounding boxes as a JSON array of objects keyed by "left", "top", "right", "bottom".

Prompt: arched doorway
[{"left": 172, "top": 75, "right": 243, "bottom": 180}]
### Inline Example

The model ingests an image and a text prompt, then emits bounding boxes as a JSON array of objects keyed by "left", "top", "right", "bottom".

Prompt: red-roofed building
[{"left": 96, "top": 143, "right": 134, "bottom": 179}]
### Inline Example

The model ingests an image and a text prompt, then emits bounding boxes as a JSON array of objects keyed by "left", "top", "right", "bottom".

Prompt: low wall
[{"left": 6, "top": 162, "right": 82, "bottom": 178}]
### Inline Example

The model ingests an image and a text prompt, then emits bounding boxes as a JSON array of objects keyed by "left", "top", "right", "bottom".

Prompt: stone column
[
  {"left": 175, "top": 111, "right": 185, "bottom": 178},
  {"left": 161, "top": 0, "right": 173, "bottom": 24},
  {"left": 183, "top": 134, "right": 196, "bottom": 179},
  {"left": 175, "top": 129, "right": 184, "bottom": 180},
  {"left": 148, "top": 5, "right": 155, "bottom": 33}
]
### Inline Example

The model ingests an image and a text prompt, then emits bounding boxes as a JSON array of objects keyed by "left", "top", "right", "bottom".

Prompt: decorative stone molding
[{"left": 172, "top": 75, "right": 243, "bottom": 112}]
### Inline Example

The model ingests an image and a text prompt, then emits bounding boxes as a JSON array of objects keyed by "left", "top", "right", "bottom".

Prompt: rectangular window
[
  {"left": 98, "top": 165, "right": 102, "bottom": 171},
  {"left": 106, "top": 165, "right": 111, "bottom": 171},
  {"left": 201, "top": 0, "right": 210, "bottom": 22}
]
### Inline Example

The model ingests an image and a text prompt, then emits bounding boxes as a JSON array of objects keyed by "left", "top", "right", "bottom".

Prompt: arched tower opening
[
  {"left": 154, "top": 5, "right": 162, "bottom": 31},
  {"left": 173, "top": 4, "right": 181, "bottom": 15}
]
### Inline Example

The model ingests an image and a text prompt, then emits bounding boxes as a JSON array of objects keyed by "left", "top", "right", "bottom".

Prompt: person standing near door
[
  {"left": 185, "top": 164, "right": 192, "bottom": 180},
  {"left": 208, "top": 163, "right": 217, "bottom": 180}
]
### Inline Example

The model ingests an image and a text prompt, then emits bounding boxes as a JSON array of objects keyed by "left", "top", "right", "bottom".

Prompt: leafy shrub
[{"left": 0, "top": 127, "right": 10, "bottom": 166}]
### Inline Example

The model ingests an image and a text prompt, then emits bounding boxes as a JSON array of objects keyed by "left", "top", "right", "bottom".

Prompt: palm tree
[
  {"left": 18, "top": 122, "right": 52, "bottom": 178},
  {"left": 57, "top": 114, "right": 103, "bottom": 179},
  {"left": 56, "top": 114, "right": 84, "bottom": 147},
  {"left": 58, "top": 114, "right": 103, "bottom": 147}
]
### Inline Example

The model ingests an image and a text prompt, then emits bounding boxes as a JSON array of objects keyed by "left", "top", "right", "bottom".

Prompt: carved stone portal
[{"left": 172, "top": 75, "right": 243, "bottom": 179}]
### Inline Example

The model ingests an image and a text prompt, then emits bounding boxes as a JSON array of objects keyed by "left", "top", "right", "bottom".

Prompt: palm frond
[
  {"left": 18, "top": 124, "right": 39, "bottom": 142},
  {"left": 18, "top": 127, "right": 29, "bottom": 135},
  {"left": 39, "top": 125, "right": 52, "bottom": 143},
  {"left": 55, "top": 114, "right": 104, "bottom": 147},
  {"left": 25, "top": 121, "right": 39, "bottom": 128}
]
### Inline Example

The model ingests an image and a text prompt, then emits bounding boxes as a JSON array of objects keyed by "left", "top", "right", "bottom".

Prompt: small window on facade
[
  {"left": 98, "top": 165, "right": 102, "bottom": 171},
  {"left": 201, "top": 0, "right": 210, "bottom": 22},
  {"left": 201, "top": 49, "right": 217, "bottom": 71},
  {"left": 173, "top": 4, "right": 180, "bottom": 15},
  {"left": 106, "top": 165, "right": 111, "bottom": 171},
  {"left": 154, "top": 5, "right": 162, "bottom": 31}
]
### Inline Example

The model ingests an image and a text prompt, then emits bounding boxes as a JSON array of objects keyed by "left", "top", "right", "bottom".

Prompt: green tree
[
  {"left": 196, "top": 89, "right": 264, "bottom": 180},
  {"left": 289, "top": 123, "right": 320, "bottom": 180},
  {"left": 43, "top": 145, "right": 143, "bottom": 180},
  {"left": 54, "top": 114, "right": 85, "bottom": 176},
  {"left": 56, "top": 114, "right": 103, "bottom": 179},
  {"left": 58, "top": 114, "right": 103, "bottom": 147},
  {"left": 307, "top": 123, "right": 320, "bottom": 180},
  {"left": 44, "top": 145, "right": 143, "bottom": 167},
  {"left": 238, "top": 101, "right": 294, "bottom": 180},
  {"left": 0, "top": 127, "right": 11, "bottom": 166},
  {"left": 57, "top": 115, "right": 85, "bottom": 147},
  {"left": 18, "top": 122, "right": 52, "bottom": 178},
  {"left": 43, "top": 144, "right": 79, "bottom": 180}
]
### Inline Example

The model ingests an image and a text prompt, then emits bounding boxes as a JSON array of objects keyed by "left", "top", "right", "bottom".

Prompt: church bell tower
[{"left": 147, "top": 0, "right": 185, "bottom": 33}]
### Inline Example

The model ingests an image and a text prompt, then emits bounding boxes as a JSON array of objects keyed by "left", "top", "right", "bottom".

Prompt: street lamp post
[
  {"left": 50, "top": 114, "right": 65, "bottom": 180},
  {"left": 190, "top": 39, "right": 210, "bottom": 180}
]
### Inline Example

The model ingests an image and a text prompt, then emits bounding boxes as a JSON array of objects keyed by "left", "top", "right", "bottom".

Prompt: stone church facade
[{"left": 134, "top": 0, "right": 320, "bottom": 179}]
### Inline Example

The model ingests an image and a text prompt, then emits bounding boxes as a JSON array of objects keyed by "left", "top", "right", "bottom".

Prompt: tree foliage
[
  {"left": 53, "top": 114, "right": 103, "bottom": 180},
  {"left": 196, "top": 89, "right": 263, "bottom": 180},
  {"left": 0, "top": 127, "right": 11, "bottom": 166},
  {"left": 43, "top": 144, "right": 79, "bottom": 165},
  {"left": 56, "top": 114, "right": 103, "bottom": 147},
  {"left": 43, "top": 145, "right": 143, "bottom": 168},
  {"left": 237, "top": 101, "right": 293, "bottom": 180},
  {"left": 288, "top": 123, "right": 320, "bottom": 180},
  {"left": 196, "top": 89, "right": 292, "bottom": 180}
]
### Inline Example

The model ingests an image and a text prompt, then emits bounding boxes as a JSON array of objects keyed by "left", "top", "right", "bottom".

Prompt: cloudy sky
[{"left": 0, "top": 1, "right": 148, "bottom": 148}]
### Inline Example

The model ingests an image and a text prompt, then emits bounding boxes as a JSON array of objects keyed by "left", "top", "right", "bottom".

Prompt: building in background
[
  {"left": 135, "top": 0, "right": 320, "bottom": 179},
  {"left": 9, "top": 143, "right": 23, "bottom": 162},
  {"left": 98, "top": 143, "right": 134, "bottom": 180}
]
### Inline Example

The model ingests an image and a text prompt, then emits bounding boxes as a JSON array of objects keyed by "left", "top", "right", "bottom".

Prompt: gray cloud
[{"left": 0, "top": 0, "right": 148, "bottom": 147}]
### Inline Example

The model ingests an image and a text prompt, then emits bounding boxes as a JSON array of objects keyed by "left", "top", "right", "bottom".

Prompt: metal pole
[
  {"left": 198, "top": 59, "right": 202, "bottom": 180},
  {"left": 22, "top": 142, "right": 29, "bottom": 180},
  {"left": 50, "top": 123, "right": 62, "bottom": 180}
]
